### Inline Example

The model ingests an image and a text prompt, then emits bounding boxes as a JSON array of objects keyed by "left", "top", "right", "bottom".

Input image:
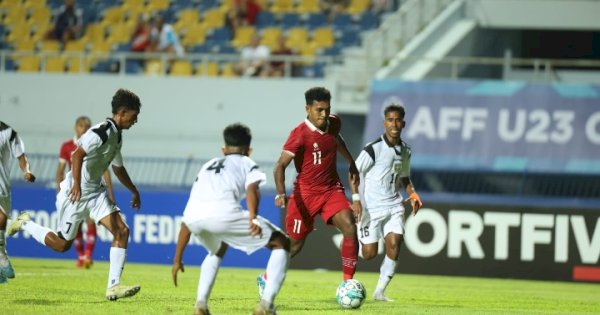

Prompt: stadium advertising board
[
  {"left": 291, "top": 202, "right": 600, "bottom": 282},
  {"left": 7, "top": 185, "right": 282, "bottom": 268},
  {"left": 368, "top": 80, "right": 600, "bottom": 173}
]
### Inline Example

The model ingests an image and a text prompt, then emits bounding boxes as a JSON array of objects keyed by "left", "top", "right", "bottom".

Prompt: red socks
[{"left": 341, "top": 236, "right": 358, "bottom": 280}]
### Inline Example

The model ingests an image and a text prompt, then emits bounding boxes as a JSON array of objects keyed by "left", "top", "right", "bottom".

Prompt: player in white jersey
[
  {"left": 172, "top": 123, "right": 290, "bottom": 315},
  {"left": 0, "top": 122, "right": 36, "bottom": 284},
  {"left": 8, "top": 89, "right": 142, "bottom": 301},
  {"left": 355, "top": 104, "right": 423, "bottom": 302}
]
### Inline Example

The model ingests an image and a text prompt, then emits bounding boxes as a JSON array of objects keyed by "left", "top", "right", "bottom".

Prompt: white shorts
[
  {"left": 55, "top": 188, "right": 119, "bottom": 241},
  {"left": 358, "top": 205, "right": 405, "bottom": 245},
  {"left": 184, "top": 211, "right": 283, "bottom": 255},
  {"left": 0, "top": 195, "right": 9, "bottom": 215}
]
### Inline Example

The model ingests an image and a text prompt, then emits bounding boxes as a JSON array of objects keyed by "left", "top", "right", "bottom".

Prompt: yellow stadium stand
[
  {"left": 13, "top": 38, "right": 36, "bottom": 52},
  {"left": 144, "top": 59, "right": 163, "bottom": 75},
  {"left": 260, "top": 27, "right": 282, "bottom": 49},
  {"left": 270, "top": 0, "right": 295, "bottom": 14},
  {"left": 169, "top": 60, "right": 193, "bottom": 76},
  {"left": 64, "top": 39, "right": 88, "bottom": 52},
  {"left": 220, "top": 63, "right": 236, "bottom": 77},
  {"left": 285, "top": 27, "right": 308, "bottom": 50},
  {"left": 181, "top": 24, "right": 206, "bottom": 48},
  {"left": 44, "top": 55, "right": 65, "bottom": 73},
  {"left": 5, "top": 22, "right": 31, "bottom": 43},
  {"left": 26, "top": 5, "right": 51, "bottom": 24},
  {"left": 106, "top": 23, "right": 133, "bottom": 44},
  {"left": 16, "top": 55, "right": 40, "bottom": 72},
  {"left": 346, "top": 0, "right": 371, "bottom": 15},
  {"left": 84, "top": 23, "right": 107, "bottom": 42},
  {"left": 312, "top": 27, "right": 334, "bottom": 48},
  {"left": 202, "top": 9, "right": 225, "bottom": 29},
  {"left": 296, "top": 0, "right": 320, "bottom": 14},
  {"left": 146, "top": 0, "right": 170, "bottom": 10},
  {"left": 39, "top": 39, "right": 61, "bottom": 52},
  {"left": 66, "top": 56, "right": 93, "bottom": 73},
  {"left": 101, "top": 6, "right": 126, "bottom": 24},
  {"left": 231, "top": 26, "right": 256, "bottom": 48},
  {"left": 196, "top": 62, "right": 219, "bottom": 77}
]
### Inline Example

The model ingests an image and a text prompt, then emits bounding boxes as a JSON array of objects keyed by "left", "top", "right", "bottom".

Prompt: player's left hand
[
  {"left": 172, "top": 261, "right": 184, "bottom": 287},
  {"left": 249, "top": 218, "right": 263, "bottom": 238},
  {"left": 130, "top": 190, "right": 141, "bottom": 209},
  {"left": 23, "top": 171, "right": 36, "bottom": 183}
]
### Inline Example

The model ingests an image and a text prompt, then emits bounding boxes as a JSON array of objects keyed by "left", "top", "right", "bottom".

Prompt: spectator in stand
[
  {"left": 270, "top": 35, "right": 294, "bottom": 77},
  {"left": 226, "top": 0, "right": 261, "bottom": 36},
  {"left": 47, "top": 0, "right": 84, "bottom": 45},
  {"left": 236, "top": 34, "right": 270, "bottom": 77},
  {"left": 321, "top": 0, "right": 348, "bottom": 22},
  {"left": 149, "top": 15, "right": 184, "bottom": 57},
  {"left": 130, "top": 14, "right": 152, "bottom": 53}
]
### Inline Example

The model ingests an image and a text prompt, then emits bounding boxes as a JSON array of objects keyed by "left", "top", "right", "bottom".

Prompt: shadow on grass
[{"left": 13, "top": 299, "right": 62, "bottom": 306}]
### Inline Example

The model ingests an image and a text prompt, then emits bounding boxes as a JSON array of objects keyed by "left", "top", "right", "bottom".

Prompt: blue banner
[
  {"left": 368, "top": 80, "right": 600, "bottom": 173},
  {"left": 6, "top": 184, "right": 282, "bottom": 268}
]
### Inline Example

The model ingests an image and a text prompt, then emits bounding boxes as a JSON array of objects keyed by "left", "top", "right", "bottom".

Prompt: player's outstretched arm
[
  {"left": 401, "top": 177, "right": 422, "bottom": 215},
  {"left": 112, "top": 165, "right": 141, "bottom": 209},
  {"left": 17, "top": 153, "right": 35, "bottom": 183},
  {"left": 172, "top": 223, "right": 191, "bottom": 287},
  {"left": 273, "top": 152, "right": 293, "bottom": 208}
]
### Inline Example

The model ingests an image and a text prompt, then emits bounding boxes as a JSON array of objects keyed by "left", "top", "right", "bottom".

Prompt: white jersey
[
  {"left": 61, "top": 119, "right": 123, "bottom": 200},
  {"left": 0, "top": 122, "right": 25, "bottom": 200},
  {"left": 355, "top": 135, "right": 411, "bottom": 210},
  {"left": 182, "top": 154, "right": 266, "bottom": 223}
]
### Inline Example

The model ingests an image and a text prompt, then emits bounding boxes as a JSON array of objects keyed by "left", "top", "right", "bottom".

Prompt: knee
[
  {"left": 362, "top": 244, "right": 377, "bottom": 260},
  {"left": 271, "top": 232, "right": 291, "bottom": 252},
  {"left": 290, "top": 240, "right": 303, "bottom": 257},
  {"left": 116, "top": 225, "right": 130, "bottom": 241},
  {"left": 57, "top": 241, "right": 72, "bottom": 253}
]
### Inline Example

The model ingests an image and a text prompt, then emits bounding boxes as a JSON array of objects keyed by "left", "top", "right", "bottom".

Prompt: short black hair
[
  {"left": 384, "top": 104, "right": 405, "bottom": 119},
  {"left": 305, "top": 87, "right": 331, "bottom": 105},
  {"left": 75, "top": 116, "right": 91, "bottom": 125},
  {"left": 223, "top": 123, "right": 252, "bottom": 147},
  {"left": 112, "top": 89, "right": 141, "bottom": 114}
]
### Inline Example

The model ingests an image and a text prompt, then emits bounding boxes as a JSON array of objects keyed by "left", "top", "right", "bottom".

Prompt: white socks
[
  {"left": 108, "top": 247, "right": 126, "bottom": 288},
  {"left": 262, "top": 249, "right": 290, "bottom": 306},
  {"left": 22, "top": 221, "right": 54, "bottom": 245},
  {"left": 196, "top": 254, "right": 222, "bottom": 307},
  {"left": 375, "top": 255, "right": 397, "bottom": 292}
]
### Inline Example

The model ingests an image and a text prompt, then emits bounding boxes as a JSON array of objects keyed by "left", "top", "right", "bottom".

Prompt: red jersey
[
  {"left": 59, "top": 138, "right": 77, "bottom": 169},
  {"left": 283, "top": 115, "right": 344, "bottom": 194}
]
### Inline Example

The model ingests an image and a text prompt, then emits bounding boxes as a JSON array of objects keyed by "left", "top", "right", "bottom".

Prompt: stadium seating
[{"left": 0, "top": 0, "right": 383, "bottom": 78}]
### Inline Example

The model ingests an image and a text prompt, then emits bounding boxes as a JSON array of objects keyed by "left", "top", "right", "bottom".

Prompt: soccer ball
[{"left": 336, "top": 279, "right": 366, "bottom": 309}]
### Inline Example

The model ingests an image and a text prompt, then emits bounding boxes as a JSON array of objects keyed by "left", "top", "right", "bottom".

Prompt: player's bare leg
[
  {"left": 195, "top": 242, "right": 228, "bottom": 315},
  {"left": 289, "top": 237, "right": 305, "bottom": 257},
  {"left": 372, "top": 232, "right": 403, "bottom": 302},
  {"left": 331, "top": 209, "right": 358, "bottom": 280},
  {"left": 99, "top": 212, "right": 140, "bottom": 301},
  {"left": 8, "top": 212, "right": 74, "bottom": 252},
  {"left": 0, "top": 209, "right": 13, "bottom": 282}
]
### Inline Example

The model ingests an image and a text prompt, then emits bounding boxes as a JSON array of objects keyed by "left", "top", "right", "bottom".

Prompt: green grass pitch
[{"left": 2, "top": 257, "right": 600, "bottom": 314}]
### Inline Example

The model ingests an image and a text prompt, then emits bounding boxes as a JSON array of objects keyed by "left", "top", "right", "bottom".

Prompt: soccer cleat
[
  {"left": 373, "top": 291, "right": 394, "bottom": 302},
  {"left": 0, "top": 274, "right": 7, "bottom": 284},
  {"left": 7, "top": 212, "right": 31, "bottom": 236},
  {"left": 193, "top": 307, "right": 211, "bottom": 315},
  {"left": 76, "top": 258, "right": 84, "bottom": 268},
  {"left": 0, "top": 256, "right": 15, "bottom": 278},
  {"left": 105, "top": 284, "right": 141, "bottom": 301},
  {"left": 83, "top": 256, "right": 93, "bottom": 269},
  {"left": 256, "top": 273, "right": 266, "bottom": 298},
  {"left": 252, "top": 303, "right": 277, "bottom": 315}
]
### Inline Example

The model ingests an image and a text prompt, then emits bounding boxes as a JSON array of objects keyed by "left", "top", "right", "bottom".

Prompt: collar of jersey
[
  {"left": 106, "top": 118, "right": 119, "bottom": 132},
  {"left": 304, "top": 117, "right": 329, "bottom": 134},
  {"left": 381, "top": 134, "right": 402, "bottom": 154}
]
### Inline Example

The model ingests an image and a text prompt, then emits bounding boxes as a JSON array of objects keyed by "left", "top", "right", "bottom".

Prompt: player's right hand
[
  {"left": 23, "top": 172, "right": 36, "bottom": 183},
  {"left": 69, "top": 185, "right": 82, "bottom": 203},
  {"left": 249, "top": 218, "right": 263, "bottom": 238}
]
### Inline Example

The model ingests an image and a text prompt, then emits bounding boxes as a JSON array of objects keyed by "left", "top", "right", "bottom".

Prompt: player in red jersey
[
  {"left": 56, "top": 116, "right": 115, "bottom": 268},
  {"left": 275, "top": 86, "right": 361, "bottom": 280}
]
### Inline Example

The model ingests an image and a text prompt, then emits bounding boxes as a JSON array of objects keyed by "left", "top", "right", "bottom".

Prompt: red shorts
[{"left": 285, "top": 188, "right": 352, "bottom": 240}]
